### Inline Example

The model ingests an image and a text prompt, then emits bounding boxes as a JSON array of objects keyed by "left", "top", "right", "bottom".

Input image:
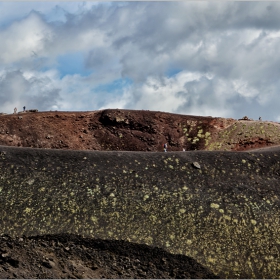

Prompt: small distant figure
[
  {"left": 14, "top": 107, "right": 17, "bottom": 114},
  {"left": 259, "top": 116, "right": 262, "bottom": 121},
  {"left": 183, "top": 148, "right": 185, "bottom": 151},
  {"left": 23, "top": 106, "right": 26, "bottom": 112},
  {"left": 163, "top": 143, "right": 168, "bottom": 152}
]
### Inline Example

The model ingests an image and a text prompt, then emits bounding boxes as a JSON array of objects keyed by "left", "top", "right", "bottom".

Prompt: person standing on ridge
[{"left": 23, "top": 106, "right": 26, "bottom": 112}]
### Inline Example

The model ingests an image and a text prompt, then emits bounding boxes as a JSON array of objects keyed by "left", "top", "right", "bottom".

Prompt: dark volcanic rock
[
  {"left": 1, "top": 109, "right": 280, "bottom": 278},
  {"left": 0, "top": 145, "right": 280, "bottom": 278}
]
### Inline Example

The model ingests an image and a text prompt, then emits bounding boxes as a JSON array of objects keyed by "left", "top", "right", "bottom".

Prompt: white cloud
[
  {"left": 0, "top": 2, "right": 279, "bottom": 121},
  {"left": 0, "top": 13, "right": 52, "bottom": 64},
  {"left": 104, "top": 71, "right": 235, "bottom": 117},
  {"left": 233, "top": 79, "right": 259, "bottom": 99},
  {"left": 0, "top": 2, "right": 99, "bottom": 26}
]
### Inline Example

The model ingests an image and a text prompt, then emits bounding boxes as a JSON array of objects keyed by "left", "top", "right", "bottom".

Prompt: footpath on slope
[{"left": 206, "top": 119, "right": 280, "bottom": 151}]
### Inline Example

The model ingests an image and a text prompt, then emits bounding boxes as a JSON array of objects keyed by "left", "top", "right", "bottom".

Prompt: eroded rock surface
[
  {"left": 0, "top": 109, "right": 251, "bottom": 151},
  {"left": 1, "top": 109, "right": 280, "bottom": 152}
]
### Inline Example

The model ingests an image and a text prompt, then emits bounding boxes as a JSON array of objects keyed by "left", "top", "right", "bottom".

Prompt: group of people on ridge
[{"left": 13, "top": 106, "right": 26, "bottom": 114}]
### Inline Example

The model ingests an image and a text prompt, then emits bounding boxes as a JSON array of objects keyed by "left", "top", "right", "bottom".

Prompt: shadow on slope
[{"left": 0, "top": 234, "right": 219, "bottom": 279}]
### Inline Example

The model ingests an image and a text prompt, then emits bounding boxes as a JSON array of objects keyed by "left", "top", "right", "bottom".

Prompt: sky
[{"left": 0, "top": 1, "right": 280, "bottom": 121}]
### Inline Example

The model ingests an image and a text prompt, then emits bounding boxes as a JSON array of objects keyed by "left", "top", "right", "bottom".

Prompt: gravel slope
[{"left": 0, "top": 234, "right": 219, "bottom": 279}]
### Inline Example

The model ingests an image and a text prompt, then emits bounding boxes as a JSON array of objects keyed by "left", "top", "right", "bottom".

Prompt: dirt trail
[{"left": 244, "top": 144, "right": 280, "bottom": 152}]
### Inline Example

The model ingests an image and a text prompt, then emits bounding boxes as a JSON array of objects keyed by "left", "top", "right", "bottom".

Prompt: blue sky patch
[
  {"left": 166, "top": 68, "right": 182, "bottom": 78},
  {"left": 94, "top": 78, "right": 133, "bottom": 93},
  {"left": 56, "top": 52, "right": 92, "bottom": 78}
]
